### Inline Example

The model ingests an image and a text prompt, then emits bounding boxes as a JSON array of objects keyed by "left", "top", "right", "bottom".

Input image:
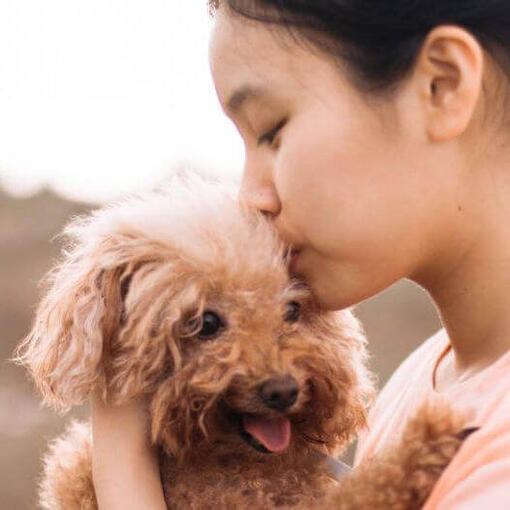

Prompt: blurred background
[{"left": 0, "top": 1, "right": 441, "bottom": 507}]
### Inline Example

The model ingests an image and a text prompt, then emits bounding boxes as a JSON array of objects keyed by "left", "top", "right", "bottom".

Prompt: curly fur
[
  {"left": 320, "top": 397, "right": 470, "bottom": 510},
  {"left": 38, "top": 421, "right": 97, "bottom": 510},
  {"left": 16, "top": 173, "right": 468, "bottom": 509}
]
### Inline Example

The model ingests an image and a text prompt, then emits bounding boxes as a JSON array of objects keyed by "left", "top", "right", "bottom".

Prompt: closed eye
[{"left": 257, "top": 119, "right": 286, "bottom": 147}]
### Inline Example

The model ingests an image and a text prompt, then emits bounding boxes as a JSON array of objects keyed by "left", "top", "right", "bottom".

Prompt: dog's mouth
[{"left": 233, "top": 413, "right": 292, "bottom": 454}]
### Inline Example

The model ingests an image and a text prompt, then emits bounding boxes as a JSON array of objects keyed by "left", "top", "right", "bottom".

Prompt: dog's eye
[
  {"left": 198, "top": 311, "right": 225, "bottom": 338},
  {"left": 284, "top": 301, "right": 301, "bottom": 323}
]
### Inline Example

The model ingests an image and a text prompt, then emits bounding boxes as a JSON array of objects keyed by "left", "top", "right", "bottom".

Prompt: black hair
[{"left": 209, "top": 0, "right": 510, "bottom": 94}]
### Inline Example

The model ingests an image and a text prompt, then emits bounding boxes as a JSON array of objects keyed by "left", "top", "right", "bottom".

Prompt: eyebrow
[{"left": 226, "top": 84, "right": 268, "bottom": 115}]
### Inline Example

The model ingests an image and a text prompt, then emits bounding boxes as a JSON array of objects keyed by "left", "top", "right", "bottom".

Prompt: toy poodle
[{"left": 16, "top": 174, "right": 470, "bottom": 509}]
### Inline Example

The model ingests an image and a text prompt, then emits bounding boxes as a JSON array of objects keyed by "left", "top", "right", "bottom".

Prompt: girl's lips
[
  {"left": 290, "top": 250, "right": 300, "bottom": 267},
  {"left": 283, "top": 246, "right": 302, "bottom": 270}
]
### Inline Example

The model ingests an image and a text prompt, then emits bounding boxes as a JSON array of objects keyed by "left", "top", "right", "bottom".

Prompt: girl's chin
[
  {"left": 293, "top": 252, "right": 395, "bottom": 310},
  {"left": 290, "top": 252, "right": 349, "bottom": 309},
  {"left": 300, "top": 266, "right": 359, "bottom": 310}
]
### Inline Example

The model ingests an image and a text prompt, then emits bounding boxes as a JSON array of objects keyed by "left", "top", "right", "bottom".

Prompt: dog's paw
[{"left": 396, "top": 397, "right": 475, "bottom": 506}]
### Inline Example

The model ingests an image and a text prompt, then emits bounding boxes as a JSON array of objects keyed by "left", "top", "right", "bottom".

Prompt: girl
[{"left": 92, "top": 1, "right": 510, "bottom": 508}]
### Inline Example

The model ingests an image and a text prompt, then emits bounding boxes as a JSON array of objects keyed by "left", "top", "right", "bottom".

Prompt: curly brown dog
[{"left": 17, "top": 175, "right": 470, "bottom": 509}]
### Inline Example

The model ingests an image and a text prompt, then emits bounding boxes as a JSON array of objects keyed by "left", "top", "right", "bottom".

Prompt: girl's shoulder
[
  {"left": 358, "top": 330, "right": 510, "bottom": 507},
  {"left": 355, "top": 329, "right": 448, "bottom": 464},
  {"left": 424, "top": 382, "right": 510, "bottom": 509}
]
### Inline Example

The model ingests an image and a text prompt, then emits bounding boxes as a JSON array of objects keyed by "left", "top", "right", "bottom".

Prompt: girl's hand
[{"left": 91, "top": 392, "right": 167, "bottom": 510}]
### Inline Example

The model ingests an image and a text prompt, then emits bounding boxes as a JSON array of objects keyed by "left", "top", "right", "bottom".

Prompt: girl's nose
[{"left": 239, "top": 171, "right": 281, "bottom": 217}]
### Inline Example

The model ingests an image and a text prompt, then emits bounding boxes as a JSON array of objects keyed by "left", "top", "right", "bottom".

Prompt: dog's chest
[{"left": 160, "top": 454, "right": 336, "bottom": 509}]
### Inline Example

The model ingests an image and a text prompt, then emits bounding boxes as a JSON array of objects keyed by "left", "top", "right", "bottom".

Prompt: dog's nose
[{"left": 259, "top": 375, "right": 299, "bottom": 411}]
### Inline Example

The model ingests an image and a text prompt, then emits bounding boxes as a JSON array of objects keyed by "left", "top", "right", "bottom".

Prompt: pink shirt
[{"left": 355, "top": 329, "right": 510, "bottom": 508}]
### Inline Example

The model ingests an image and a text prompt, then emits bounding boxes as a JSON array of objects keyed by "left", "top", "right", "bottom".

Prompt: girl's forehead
[
  {"left": 209, "top": 11, "right": 316, "bottom": 75},
  {"left": 209, "top": 8, "right": 291, "bottom": 61},
  {"left": 209, "top": 11, "right": 344, "bottom": 110}
]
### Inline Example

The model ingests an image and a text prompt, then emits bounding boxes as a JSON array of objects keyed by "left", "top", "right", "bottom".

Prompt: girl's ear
[
  {"left": 413, "top": 25, "right": 484, "bottom": 142},
  {"left": 14, "top": 250, "right": 128, "bottom": 412}
]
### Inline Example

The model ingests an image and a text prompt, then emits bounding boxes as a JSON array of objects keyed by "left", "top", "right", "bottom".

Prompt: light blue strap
[{"left": 323, "top": 455, "right": 352, "bottom": 480}]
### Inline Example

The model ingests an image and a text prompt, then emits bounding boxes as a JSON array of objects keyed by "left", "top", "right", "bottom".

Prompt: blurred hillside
[
  {"left": 0, "top": 186, "right": 441, "bottom": 508},
  {"left": 0, "top": 187, "right": 91, "bottom": 509}
]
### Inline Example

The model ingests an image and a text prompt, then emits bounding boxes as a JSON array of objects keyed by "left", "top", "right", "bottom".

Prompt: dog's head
[{"left": 17, "top": 174, "right": 373, "bottom": 462}]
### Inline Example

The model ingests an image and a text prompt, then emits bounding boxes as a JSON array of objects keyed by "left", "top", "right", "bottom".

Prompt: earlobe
[{"left": 417, "top": 26, "right": 484, "bottom": 142}]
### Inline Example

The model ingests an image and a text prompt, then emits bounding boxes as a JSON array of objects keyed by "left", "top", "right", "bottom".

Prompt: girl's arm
[{"left": 91, "top": 392, "right": 167, "bottom": 510}]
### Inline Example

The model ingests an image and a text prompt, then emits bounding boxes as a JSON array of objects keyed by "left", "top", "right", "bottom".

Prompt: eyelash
[{"left": 257, "top": 119, "right": 286, "bottom": 147}]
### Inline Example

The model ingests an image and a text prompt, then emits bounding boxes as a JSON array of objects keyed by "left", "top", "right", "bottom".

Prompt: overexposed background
[
  {"left": 0, "top": 0, "right": 243, "bottom": 203},
  {"left": 0, "top": 2, "right": 440, "bottom": 508}
]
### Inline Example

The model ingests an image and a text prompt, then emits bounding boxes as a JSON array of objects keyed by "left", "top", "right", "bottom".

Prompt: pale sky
[{"left": 0, "top": 1, "right": 244, "bottom": 203}]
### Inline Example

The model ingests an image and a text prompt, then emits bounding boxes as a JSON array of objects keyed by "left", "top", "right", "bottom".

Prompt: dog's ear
[
  {"left": 104, "top": 262, "right": 201, "bottom": 404},
  {"left": 297, "top": 307, "right": 375, "bottom": 452},
  {"left": 14, "top": 238, "right": 132, "bottom": 412}
]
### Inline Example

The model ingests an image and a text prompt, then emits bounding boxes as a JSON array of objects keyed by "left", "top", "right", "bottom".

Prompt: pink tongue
[{"left": 243, "top": 416, "right": 291, "bottom": 453}]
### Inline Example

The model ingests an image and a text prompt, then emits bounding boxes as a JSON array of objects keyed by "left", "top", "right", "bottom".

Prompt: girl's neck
[
  {"left": 433, "top": 262, "right": 510, "bottom": 373},
  {"left": 414, "top": 158, "right": 510, "bottom": 380}
]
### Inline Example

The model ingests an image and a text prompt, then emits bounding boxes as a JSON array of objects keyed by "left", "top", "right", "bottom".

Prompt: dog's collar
[{"left": 323, "top": 454, "right": 352, "bottom": 479}]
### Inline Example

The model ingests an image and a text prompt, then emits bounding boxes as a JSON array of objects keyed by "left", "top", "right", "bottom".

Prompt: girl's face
[{"left": 209, "top": 10, "right": 463, "bottom": 310}]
